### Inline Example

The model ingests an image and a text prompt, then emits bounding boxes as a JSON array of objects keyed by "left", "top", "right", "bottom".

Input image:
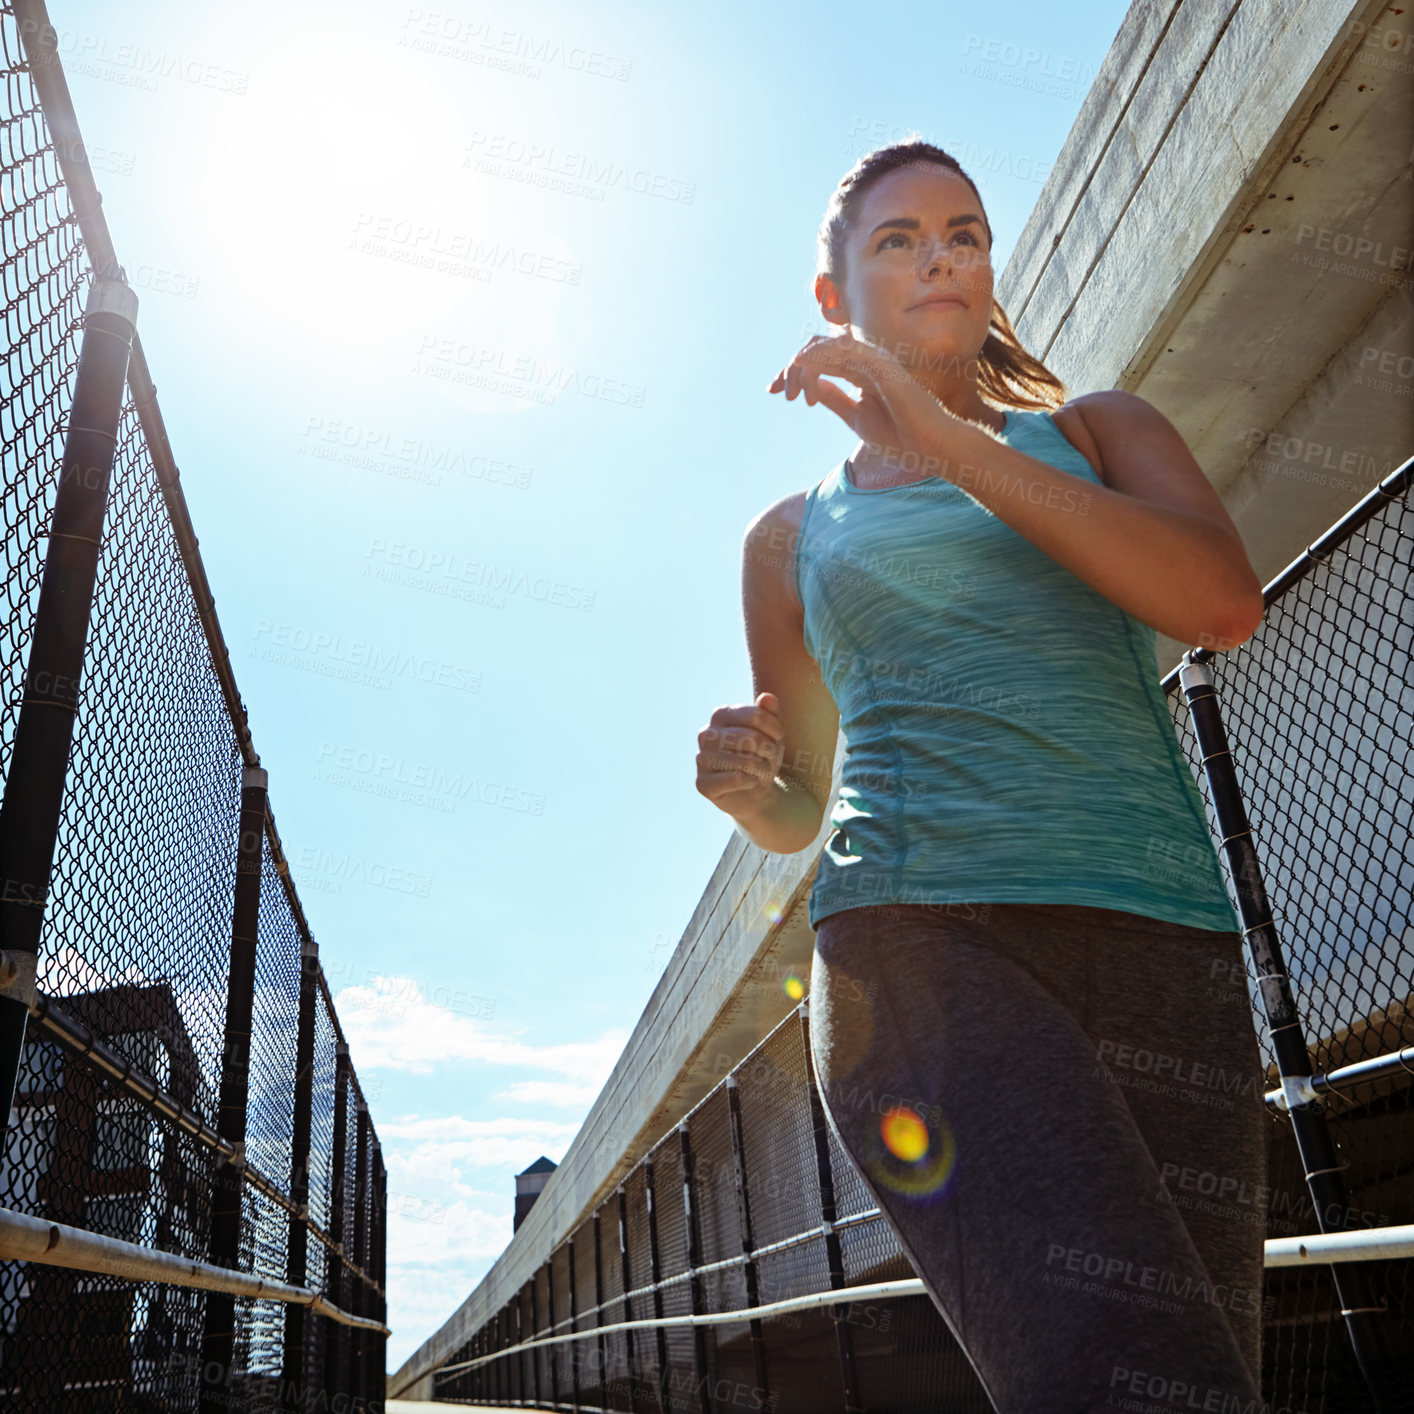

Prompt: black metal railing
[{"left": 0, "top": 2, "right": 387, "bottom": 1409}]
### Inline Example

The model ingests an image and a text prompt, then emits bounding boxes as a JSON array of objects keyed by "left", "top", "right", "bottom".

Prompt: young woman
[{"left": 695, "top": 140, "right": 1271, "bottom": 1413}]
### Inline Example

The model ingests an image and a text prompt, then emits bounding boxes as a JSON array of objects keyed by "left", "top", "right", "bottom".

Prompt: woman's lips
[{"left": 909, "top": 296, "right": 967, "bottom": 311}]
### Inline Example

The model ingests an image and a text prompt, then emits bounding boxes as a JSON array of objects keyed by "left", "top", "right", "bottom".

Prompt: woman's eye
[{"left": 878, "top": 230, "right": 982, "bottom": 251}]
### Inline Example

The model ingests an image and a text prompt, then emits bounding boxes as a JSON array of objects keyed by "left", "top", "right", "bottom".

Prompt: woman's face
[{"left": 825, "top": 165, "right": 994, "bottom": 375}]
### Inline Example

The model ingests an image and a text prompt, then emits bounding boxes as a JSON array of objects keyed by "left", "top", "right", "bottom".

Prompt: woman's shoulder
[
  {"left": 743, "top": 481, "right": 829, "bottom": 617},
  {"left": 1038, "top": 400, "right": 1107, "bottom": 483},
  {"left": 746, "top": 476, "right": 826, "bottom": 541}
]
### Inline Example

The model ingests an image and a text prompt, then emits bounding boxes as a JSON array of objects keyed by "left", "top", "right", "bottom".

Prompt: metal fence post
[
  {"left": 594, "top": 1210, "right": 608, "bottom": 1414},
  {"left": 678, "top": 1123, "right": 712, "bottom": 1414},
  {"left": 351, "top": 1097, "right": 370, "bottom": 1404},
  {"left": 1179, "top": 651, "right": 1401, "bottom": 1410},
  {"left": 372, "top": 1142, "right": 386, "bottom": 1402},
  {"left": 506, "top": 1309, "right": 513, "bottom": 1404},
  {"left": 200, "top": 762, "right": 268, "bottom": 1412},
  {"left": 546, "top": 1256, "right": 560, "bottom": 1408},
  {"left": 495, "top": 1317, "right": 502, "bottom": 1403},
  {"left": 724, "top": 1075, "right": 772, "bottom": 1405},
  {"left": 0, "top": 278, "right": 137, "bottom": 1135},
  {"left": 513, "top": 1286, "right": 525, "bottom": 1399},
  {"left": 283, "top": 934, "right": 318, "bottom": 1405},
  {"left": 644, "top": 1154, "right": 671, "bottom": 1410},
  {"left": 324, "top": 1042, "right": 350, "bottom": 1399},
  {"left": 364, "top": 1132, "right": 379, "bottom": 1400},
  {"left": 617, "top": 1185, "right": 639, "bottom": 1412},
  {"left": 568, "top": 1233, "right": 581, "bottom": 1412},
  {"left": 523, "top": 1272, "right": 531, "bottom": 1402},
  {"left": 526, "top": 1272, "right": 534, "bottom": 1402},
  {"left": 799, "top": 1000, "right": 863, "bottom": 1413}
]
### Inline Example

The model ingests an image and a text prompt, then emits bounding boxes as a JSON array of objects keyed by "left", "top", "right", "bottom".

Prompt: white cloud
[
  {"left": 327, "top": 982, "right": 630, "bottom": 1369},
  {"left": 490, "top": 1079, "right": 603, "bottom": 1107},
  {"left": 379, "top": 1124, "right": 585, "bottom": 1371},
  {"left": 387, "top": 1197, "right": 510, "bottom": 1268},
  {"left": 333, "top": 973, "right": 629, "bottom": 1078},
  {"left": 385, "top": 1255, "right": 500, "bottom": 1372},
  {"left": 382, "top": 1118, "right": 580, "bottom": 1188},
  {"left": 38, "top": 944, "right": 145, "bottom": 995},
  {"left": 380, "top": 1114, "right": 565, "bottom": 1141}
]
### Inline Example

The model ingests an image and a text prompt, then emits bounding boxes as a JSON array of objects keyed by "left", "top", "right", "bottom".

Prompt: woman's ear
[{"left": 816, "top": 273, "right": 849, "bottom": 328}]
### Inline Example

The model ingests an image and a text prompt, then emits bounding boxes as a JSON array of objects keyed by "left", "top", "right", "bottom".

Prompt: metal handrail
[
  {"left": 1159, "top": 453, "right": 1414, "bottom": 692},
  {"left": 432, "top": 1222, "right": 1414, "bottom": 1381},
  {"left": 1264, "top": 1042, "right": 1414, "bottom": 1111},
  {"left": 21, "top": 985, "right": 386, "bottom": 1298},
  {"left": 0, "top": 1206, "right": 391, "bottom": 1335}
]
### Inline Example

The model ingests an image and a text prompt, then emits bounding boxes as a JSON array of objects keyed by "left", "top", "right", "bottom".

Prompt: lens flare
[
  {"left": 781, "top": 970, "right": 804, "bottom": 1001},
  {"left": 864, "top": 1104, "right": 957, "bottom": 1202},
  {"left": 881, "top": 1106, "right": 929, "bottom": 1161}
]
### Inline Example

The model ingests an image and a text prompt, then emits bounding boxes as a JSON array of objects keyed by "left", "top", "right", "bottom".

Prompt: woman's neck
[{"left": 849, "top": 398, "right": 1005, "bottom": 481}]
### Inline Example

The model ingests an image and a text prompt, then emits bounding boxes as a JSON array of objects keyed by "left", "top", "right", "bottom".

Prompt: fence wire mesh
[
  {"left": 1165, "top": 484, "right": 1413, "bottom": 1414},
  {"left": 435, "top": 475, "right": 1411, "bottom": 1412},
  {"left": 0, "top": 9, "right": 82, "bottom": 798},
  {"left": 0, "top": 2, "right": 387, "bottom": 1408}
]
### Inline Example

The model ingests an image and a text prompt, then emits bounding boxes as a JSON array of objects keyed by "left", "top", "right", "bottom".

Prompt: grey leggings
[{"left": 808, "top": 901, "right": 1268, "bottom": 1414}]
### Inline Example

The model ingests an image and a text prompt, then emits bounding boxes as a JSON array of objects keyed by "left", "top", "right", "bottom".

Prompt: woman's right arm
[{"left": 694, "top": 495, "right": 841, "bottom": 854}]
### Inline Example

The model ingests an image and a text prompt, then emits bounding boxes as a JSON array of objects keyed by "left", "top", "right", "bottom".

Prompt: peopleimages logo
[
  {"left": 299, "top": 416, "right": 534, "bottom": 490},
  {"left": 398, "top": 8, "right": 634, "bottom": 82},
  {"left": 412, "top": 333, "right": 647, "bottom": 407},
  {"left": 166, "top": 1352, "right": 388, "bottom": 1412},
  {"left": 20, "top": 21, "right": 251, "bottom": 94},
  {"left": 292, "top": 844, "right": 434, "bottom": 898},
  {"left": 350, "top": 211, "right": 582, "bottom": 284},
  {"left": 252, "top": 618, "right": 482, "bottom": 693},
  {"left": 362, "top": 537, "right": 597, "bottom": 612},
  {"left": 314, "top": 741, "right": 547, "bottom": 817},
  {"left": 1109, "top": 1363, "right": 1309, "bottom": 1414},
  {"left": 463, "top": 130, "right": 693, "bottom": 203}
]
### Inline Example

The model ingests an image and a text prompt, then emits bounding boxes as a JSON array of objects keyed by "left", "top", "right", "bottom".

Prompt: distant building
[
  {"left": 0, "top": 983, "right": 214, "bottom": 1409},
  {"left": 513, "top": 1156, "right": 556, "bottom": 1233}
]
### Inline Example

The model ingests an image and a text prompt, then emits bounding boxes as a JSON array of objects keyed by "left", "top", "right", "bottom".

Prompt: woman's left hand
[{"left": 767, "top": 331, "right": 964, "bottom": 474}]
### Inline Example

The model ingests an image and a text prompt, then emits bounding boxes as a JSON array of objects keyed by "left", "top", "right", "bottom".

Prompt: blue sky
[{"left": 48, "top": 0, "right": 1129, "bottom": 1370}]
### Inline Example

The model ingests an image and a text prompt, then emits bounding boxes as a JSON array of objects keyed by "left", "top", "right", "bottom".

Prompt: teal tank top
[{"left": 792, "top": 406, "right": 1241, "bottom": 934}]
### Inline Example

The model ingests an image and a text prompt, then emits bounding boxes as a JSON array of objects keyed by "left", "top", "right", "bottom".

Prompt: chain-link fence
[
  {"left": 1164, "top": 468, "right": 1413, "bottom": 1413},
  {"left": 0, "top": 2, "right": 387, "bottom": 1409},
  {"left": 429, "top": 467, "right": 1411, "bottom": 1411}
]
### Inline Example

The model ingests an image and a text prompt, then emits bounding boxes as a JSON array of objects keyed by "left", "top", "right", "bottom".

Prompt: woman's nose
[{"left": 918, "top": 239, "right": 951, "bottom": 275}]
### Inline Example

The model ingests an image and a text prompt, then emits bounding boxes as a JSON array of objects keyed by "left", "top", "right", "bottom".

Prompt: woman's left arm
[{"left": 932, "top": 390, "right": 1266, "bottom": 650}]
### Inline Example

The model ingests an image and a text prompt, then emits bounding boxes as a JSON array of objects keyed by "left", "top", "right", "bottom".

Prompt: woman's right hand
[{"left": 695, "top": 692, "right": 786, "bottom": 819}]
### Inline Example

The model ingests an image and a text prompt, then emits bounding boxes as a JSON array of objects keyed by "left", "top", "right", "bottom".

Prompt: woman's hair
[{"left": 815, "top": 138, "right": 1066, "bottom": 412}]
